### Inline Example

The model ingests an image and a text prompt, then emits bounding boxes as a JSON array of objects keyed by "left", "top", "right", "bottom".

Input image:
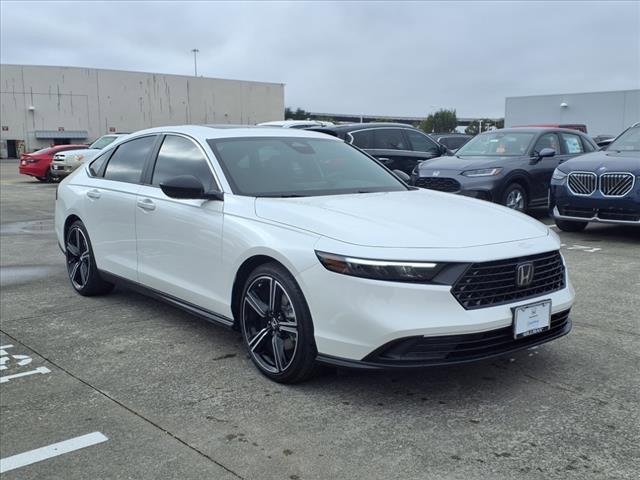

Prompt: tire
[
  {"left": 240, "top": 262, "right": 318, "bottom": 384},
  {"left": 36, "top": 171, "right": 51, "bottom": 183},
  {"left": 65, "top": 220, "right": 114, "bottom": 296},
  {"left": 501, "top": 183, "right": 528, "bottom": 211},
  {"left": 554, "top": 218, "right": 588, "bottom": 232}
]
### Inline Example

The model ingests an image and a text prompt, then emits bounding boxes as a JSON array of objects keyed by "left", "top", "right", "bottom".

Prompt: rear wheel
[
  {"left": 501, "top": 183, "right": 528, "bottom": 211},
  {"left": 555, "top": 218, "right": 588, "bottom": 232},
  {"left": 240, "top": 263, "right": 317, "bottom": 384},
  {"left": 36, "top": 171, "right": 52, "bottom": 183},
  {"left": 65, "top": 220, "right": 114, "bottom": 296}
]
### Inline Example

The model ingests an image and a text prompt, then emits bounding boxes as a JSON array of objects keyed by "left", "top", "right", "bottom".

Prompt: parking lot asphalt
[{"left": 1, "top": 160, "right": 639, "bottom": 480}]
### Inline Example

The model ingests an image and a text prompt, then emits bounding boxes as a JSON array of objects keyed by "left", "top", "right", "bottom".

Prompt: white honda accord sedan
[{"left": 55, "top": 125, "right": 575, "bottom": 383}]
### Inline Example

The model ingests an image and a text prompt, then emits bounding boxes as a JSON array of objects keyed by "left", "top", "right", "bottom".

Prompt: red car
[{"left": 19, "top": 144, "right": 88, "bottom": 182}]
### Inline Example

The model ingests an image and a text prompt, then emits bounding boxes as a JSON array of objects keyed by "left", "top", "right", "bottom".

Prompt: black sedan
[
  {"left": 411, "top": 128, "right": 598, "bottom": 211},
  {"left": 550, "top": 122, "right": 640, "bottom": 231},
  {"left": 310, "top": 123, "right": 449, "bottom": 175}
]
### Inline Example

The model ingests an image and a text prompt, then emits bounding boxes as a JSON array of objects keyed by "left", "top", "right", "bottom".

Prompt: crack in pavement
[{"left": 0, "top": 329, "right": 246, "bottom": 480}]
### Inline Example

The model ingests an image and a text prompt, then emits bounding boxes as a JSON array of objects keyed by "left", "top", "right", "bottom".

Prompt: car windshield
[
  {"left": 608, "top": 125, "right": 640, "bottom": 151},
  {"left": 456, "top": 132, "right": 535, "bottom": 157},
  {"left": 208, "top": 137, "right": 407, "bottom": 197},
  {"left": 89, "top": 136, "right": 117, "bottom": 150}
]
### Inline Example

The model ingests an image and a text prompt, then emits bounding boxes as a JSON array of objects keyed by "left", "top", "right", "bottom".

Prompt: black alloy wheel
[
  {"left": 240, "top": 263, "right": 317, "bottom": 383},
  {"left": 65, "top": 221, "right": 114, "bottom": 296}
]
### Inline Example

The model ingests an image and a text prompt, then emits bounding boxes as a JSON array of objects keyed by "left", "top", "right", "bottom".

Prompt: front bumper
[
  {"left": 411, "top": 173, "right": 500, "bottom": 202},
  {"left": 50, "top": 162, "right": 75, "bottom": 178},
  {"left": 550, "top": 180, "right": 640, "bottom": 225},
  {"left": 298, "top": 243, "right": 575, "bottom": 363}
]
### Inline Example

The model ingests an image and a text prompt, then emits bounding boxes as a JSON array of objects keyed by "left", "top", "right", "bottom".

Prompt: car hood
[
  {"left": 254, "top": 190, "right": 548, "bottom": 248},
  {"left": 417, "top": 155, "right": 519, "bottom": 173},
  {"left": 558, "top": 150, "right": 640, "bottom": 174}
]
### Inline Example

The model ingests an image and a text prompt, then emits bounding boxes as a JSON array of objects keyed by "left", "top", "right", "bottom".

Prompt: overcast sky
[{"left": 1, "top": 1, "right": 638, "bottom": 118}]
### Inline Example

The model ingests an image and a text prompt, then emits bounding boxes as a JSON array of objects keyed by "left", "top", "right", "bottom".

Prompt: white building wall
[
  {"left": 505, "top": 90, "right": 640, "bottom": 136},
  {"left": 0, "top": 64, "right": 285, "bottom": 155}
]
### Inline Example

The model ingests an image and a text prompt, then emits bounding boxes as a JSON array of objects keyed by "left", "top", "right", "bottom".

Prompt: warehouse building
[
  {"left": 505, "top": 89, "right": 639, "bottom": 137},
  {"left": 0, "top": 64, "right": 284, "bottom": 157}
]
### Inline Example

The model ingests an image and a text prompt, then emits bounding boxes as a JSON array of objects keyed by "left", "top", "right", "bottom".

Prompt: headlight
[
  {"left": 461, "top": 168, "right": 502, "bottom": 177},
  {"left": 552, "top": 169, "right": 567, "bottom": 181},
  {"left": 73, "top": 154, "right": 85, "bottom": 162},
  {"left": 315, "top": 251, "right": 443, "bottom": 282}
]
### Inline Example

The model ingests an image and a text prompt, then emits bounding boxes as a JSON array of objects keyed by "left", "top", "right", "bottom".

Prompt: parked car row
[{"left": 18, "top": 134, "right": 128, "bottom": 183}]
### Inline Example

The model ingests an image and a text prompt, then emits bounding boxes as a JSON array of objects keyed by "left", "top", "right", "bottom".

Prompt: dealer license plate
[{"left": 513, "top": 300, "right": 551, "bottom": 339}]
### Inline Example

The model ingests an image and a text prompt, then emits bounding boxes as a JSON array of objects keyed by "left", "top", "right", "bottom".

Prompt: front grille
[
  {"left": 597, "top": 208, "right": 640, "bottom": 222},
  {"left": 415, "top": 177, "right": 461, "bottom": 192},
  {"left": 367, "top": 309, "right": 571, "bottom": 365},
  {"left": 599, "top": 173, "right": 634, "bottom": 197},
  {"left": 558, "top": 206, "right": 595, "bottom": 218},
  {"left": 567, "top": 172, "right": 597, "bottom": 195},
  {"left": 451, "top": 251, "right": 565, "bottom": 310}
]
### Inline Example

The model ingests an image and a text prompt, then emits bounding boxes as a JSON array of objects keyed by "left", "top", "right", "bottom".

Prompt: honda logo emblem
[{"left": 516, "top": 262, "right": 535, "bottom": 287}]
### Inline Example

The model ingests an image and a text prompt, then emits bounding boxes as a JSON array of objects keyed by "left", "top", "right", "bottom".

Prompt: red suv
[{"left": 19, "top": 144, "right": 88, "bottom": 182}]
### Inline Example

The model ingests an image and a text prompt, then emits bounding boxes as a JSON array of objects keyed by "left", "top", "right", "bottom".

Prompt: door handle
[
  {"left": 137, "top": 198, "right": 156, "bottom": 211},
  {"left": 378, "top": 157, "right": 391, "bottom": 163},
  {"left": 86, "top": 189, "right": 101, "bottom": 199}
]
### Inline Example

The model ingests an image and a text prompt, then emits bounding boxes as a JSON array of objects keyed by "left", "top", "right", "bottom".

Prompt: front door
[{"left": 135, "top": 134, "right": 226, "bottom": 314}]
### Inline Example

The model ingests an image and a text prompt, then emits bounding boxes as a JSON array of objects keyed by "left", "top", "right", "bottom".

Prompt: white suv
[{"left": 50, "top": 134, "right": 128, "bottom": 179}]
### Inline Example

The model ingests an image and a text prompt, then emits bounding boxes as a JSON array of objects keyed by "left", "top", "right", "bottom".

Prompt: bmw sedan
[
  {"left": 411, "top": 128, "right": 598, "bottom": 211},
  {"left": 55, "top": 126, "right": 575, "bottom": 383},
  {"left": 550, "top": 122, "right": 640, "bottom": 231}
]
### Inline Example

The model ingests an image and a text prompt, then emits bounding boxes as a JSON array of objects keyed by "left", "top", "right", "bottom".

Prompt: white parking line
[
  {"left": 0, "top": 432, "right": 108, "bottom": 473},
  {"left": 0, "top": 366, "right": 51, "bottom": 383}
]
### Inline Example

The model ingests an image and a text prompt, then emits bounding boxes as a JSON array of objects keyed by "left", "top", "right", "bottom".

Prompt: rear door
[
  {"left": 83, "top": 135, "right": 159, "bottom": 280},
  {"left": 135, "top": 134, "right": 226, "bottom": 314}
]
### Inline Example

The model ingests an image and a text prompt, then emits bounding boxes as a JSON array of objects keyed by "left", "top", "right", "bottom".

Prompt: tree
[
  {"left": 465, "top": 118, "right": 504, "bottom": 135},
  {"left": 419, "top": 109, "right": 458, "bottom": 134},
  {"left": 284, "top": 107, "right": 310, "bottom": 120}
]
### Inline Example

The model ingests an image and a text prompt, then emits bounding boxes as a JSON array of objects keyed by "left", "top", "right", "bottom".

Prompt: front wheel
[
  {"left": 501, "top": 183, "right": 528, "bottom": 211},
  {"left": 555, "top": 218, "right": 588, "bottom": 232},
  {"left": 240, "top": 263, "right": 318, "bottom": 384},
  {"left": 65, "top": 220, "right": 114, "bottom": 296}
]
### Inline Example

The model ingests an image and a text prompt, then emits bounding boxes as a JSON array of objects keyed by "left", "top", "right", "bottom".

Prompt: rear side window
[
  {"left": 582, "top": 137, "right": 596, "bottom": 152},
  {"left": 88, "top": 150, "right": 113, "bottom": 176},
  {"left": 103, "top": 136, "right": 156, "bottom": 183},
  {"left": 151, "top": 135, "right": 216, "bottom": 191},
  {"left": 561, "top": 133, "right": 585, "bottom": 154},
  {"left": 405, "top": 130, "right": 440, "bottom": 154},
  {"left": 372, "top": 129, "right": 408, "bottom": 150}
]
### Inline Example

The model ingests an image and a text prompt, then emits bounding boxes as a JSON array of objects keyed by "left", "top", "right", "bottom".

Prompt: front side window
[
  {"left": 405, "top": 130, "right": 440, "bottom": 154},
  {"left": 152, "top": 135, "right": 216, "bottom": 191},
  {"left": 561, "top": 133, "right": 585, "bottom": 154},
  {"left": 533, "top": 133, "right": 561, "bottom": 154},
  {"left": 608, "top": 125, "right": 640, "bottom": 151},
  {"left": 103, "top": 136, "right": 156, "bottom": 183},
  {"left": 208, "top": 137, "right": 407, "bottom": 197},
  {"left": 372, "top": 129, "right": 408, "bottom": 150},
  {"left": 456, "top": 132, "right": 535, "bottom": 157}
]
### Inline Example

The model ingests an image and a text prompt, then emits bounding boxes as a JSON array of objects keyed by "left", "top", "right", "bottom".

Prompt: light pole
[{"left": 191, "top": 48, "right": 199, "bottom": 76}]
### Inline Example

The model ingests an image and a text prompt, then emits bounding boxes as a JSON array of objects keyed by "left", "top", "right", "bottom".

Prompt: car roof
[
  {"left": 107, "top": 124, "right": 341, "bottom": 142},
  {"left": 310, "top": 122, "right": 420, "bottom": 133},
  {"left": 489, "top": 127, "right": 589, "bottom": 135}
]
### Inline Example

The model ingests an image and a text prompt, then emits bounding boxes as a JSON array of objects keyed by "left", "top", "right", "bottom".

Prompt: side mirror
[
  {"left": 538, "top": 148, "right": 556, "bottom": 159},
  {"left": 393, "top": 169, "right": 411, "bottom": 183},
  {"left": 160, "top": 175, "right": 223, "bottom": 201}
]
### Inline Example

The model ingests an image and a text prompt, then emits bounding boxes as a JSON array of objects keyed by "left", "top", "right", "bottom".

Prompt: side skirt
[{"left": 98, "top": 270, "right": 235, "bottom": 329}]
